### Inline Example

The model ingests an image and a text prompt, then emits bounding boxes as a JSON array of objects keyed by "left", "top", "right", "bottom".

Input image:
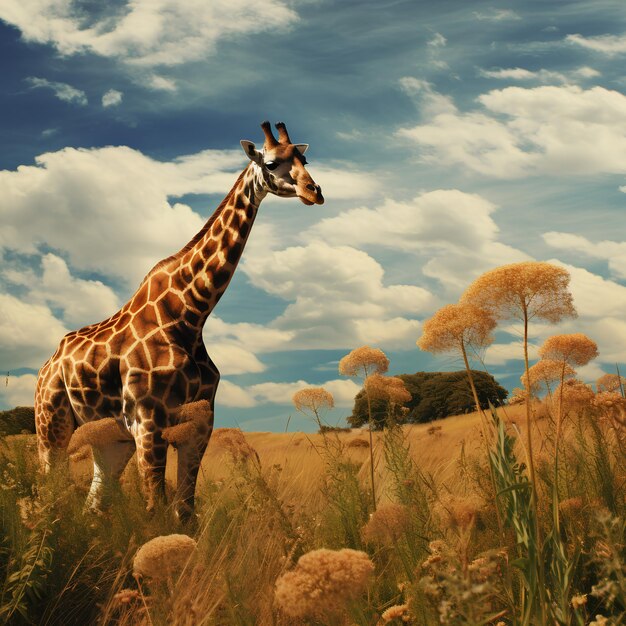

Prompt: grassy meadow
[{"left": 0, "top": 398, "right": 624, "bottom": 625}]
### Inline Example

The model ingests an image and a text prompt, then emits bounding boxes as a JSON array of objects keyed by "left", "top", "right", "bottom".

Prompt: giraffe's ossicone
[{"left": 34, "top": 121, "right": 324, "bottom": 522}]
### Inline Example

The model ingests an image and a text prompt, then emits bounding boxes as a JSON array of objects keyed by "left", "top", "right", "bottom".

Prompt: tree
[
  {"left": 348, "top": 371, "right": 508, "bottom": 429},
  {"left": 417, "top": 303, "right": 496, "bottom": 417}
]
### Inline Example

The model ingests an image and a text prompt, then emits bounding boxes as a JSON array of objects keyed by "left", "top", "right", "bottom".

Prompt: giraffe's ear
[
  {"left": 240, "top": 140, "right": 261, "bottom": 162},
  {"left": 294, "top": 143, "right": 309, "bottom": 155}
]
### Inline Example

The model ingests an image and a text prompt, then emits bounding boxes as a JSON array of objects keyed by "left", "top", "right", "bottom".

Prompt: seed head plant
[
  {"left": 362, "top": 503, "right": 410, "bottom": 546},
  {"left": 274, "top": 548, "right": 374, "bottom": 621},
  {"left": 292, "top": 386, "right": 335, "bottom": 431},
  {"left": 597, "top": 373, "right": 626, "bottom": 394},
  {"left": 133, "top": 534, "right": 197, "bottom": 581}
]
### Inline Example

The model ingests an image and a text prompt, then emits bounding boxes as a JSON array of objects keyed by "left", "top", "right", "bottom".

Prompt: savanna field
[{"left": 1, "top": 262, "right": 625, "bottom": 626}]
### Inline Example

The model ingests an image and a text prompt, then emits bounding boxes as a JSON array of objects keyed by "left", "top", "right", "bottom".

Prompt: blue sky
[{"left": 1, "top": 0, "right": 625, "bottom": 432}]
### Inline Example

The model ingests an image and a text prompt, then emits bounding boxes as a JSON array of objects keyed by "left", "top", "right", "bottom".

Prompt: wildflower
[
  {"left": 437, "top": 495, "right": 483, "bottom": 531},
  {"left": 594, "top": 392, "right": 626, "bottom": 427},
  {"left": 461, "top": 262, "right": 577, "bottom": 325},
  {"left": 589, "top": 616, "right": 609, "bottom": 626},
  {"left": 364, "top": 374, "right": 411, "bottom": 406},
  {"left": 380, "top": 603, "right": 411, "bottom": 623},
  {"left": 539, "top": 333, "right": 599, "bottom": 368},
  {"left": 211, "top": 428, "right": 259, "bottom": 463},
  {"left": 339, "top": 346, "right": 389, "bottom": 377},
  {"left": 274, "top": 548, "right": 374, "bottom": 620},
  {"left": 362, "top": 503, "right": 410, "bottom": 545},
  {"left": 133, "top": 534, "right": 197, "bottom": 581},
  {"left": 162, "top": 400, "right": 212, "bottom": 445},
  {"left": 292, "top": 387, "right": 334, "bottom": 414},
  {"left": 508, "top": 387, "right": 527, "bottom": 405},
  {"left": 522, "top": 359, "right": 575, "bottom": 394},
  {"left": 553, "top": 379, "right": 595, "bottom": 415},
  {"left": 68, "top": 418, "right": 128, "bottom": 453},
  {"left": 559, "top": 497, "right": 584, "bottom": 518},
  {"left": 571, "top": 594, "right": 588, "bottom": 609},
  {"left": 417, "top": 303, "right": 496, "bottom": 355},
  {"left": 596, "top": 373, "right": 626, "bottom": 393},
  {"left": 112, "top": 589, "right": 142, "bottom": 605}
]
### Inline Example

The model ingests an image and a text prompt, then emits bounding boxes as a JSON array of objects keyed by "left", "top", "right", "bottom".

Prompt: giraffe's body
[{"left": 35, "top": 122, "right": 323, "bottom": 520}]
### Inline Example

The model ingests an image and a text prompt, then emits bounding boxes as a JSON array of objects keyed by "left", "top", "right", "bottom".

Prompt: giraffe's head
[{"left": 240, "top": 121, "right": 324, "bottom": 206}]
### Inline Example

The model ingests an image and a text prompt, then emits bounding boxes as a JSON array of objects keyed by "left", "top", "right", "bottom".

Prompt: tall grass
[{"left": 0, "top": 390, "right": 624, "bottom": 624}]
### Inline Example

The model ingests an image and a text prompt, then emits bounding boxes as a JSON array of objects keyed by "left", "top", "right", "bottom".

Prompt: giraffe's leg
[
  {"left": 85, "top": 439, "right": 136, "bottom": 513},
  {"left": 173, "top": 403, "right": 214, "bottom": 523},
  {"left": 35, "top": 371, "right": 75, "bottom": 473},
  {"left": 130, "top": 405, "right": 169, "bottom": 514}
]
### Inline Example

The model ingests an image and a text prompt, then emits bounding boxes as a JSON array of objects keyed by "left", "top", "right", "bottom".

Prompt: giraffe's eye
[{"left": 265, "top": 161, "right": 279, "bottom": 171}]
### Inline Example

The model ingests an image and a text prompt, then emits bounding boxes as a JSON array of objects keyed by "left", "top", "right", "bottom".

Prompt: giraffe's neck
[{"left": 151, "top": 163, "right": 267, "bottom": 333}]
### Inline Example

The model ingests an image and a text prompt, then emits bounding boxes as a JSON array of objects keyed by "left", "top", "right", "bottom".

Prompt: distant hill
[
  {"left": 0, "top": 406, "right": 36, "bottom": 436},
  {"left": 348, "top": 370, "right": 508, "bottom": 429}
]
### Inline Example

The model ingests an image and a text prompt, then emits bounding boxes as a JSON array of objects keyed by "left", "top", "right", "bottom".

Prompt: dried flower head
[
  {"left": 348, "top": 438, "right": 370, "bottom": 448},
  {"left": 292, "top": 387, "right": 334, "bottom": 413},
  {"left": 417, "top": 303, "right": 496, "bottom": 355},
  {"left": 571, "top": 594, "right": 588, "bottom": 609},
  {"left": 461, "top": 261, "right": 577, "bottom": 325},
  {"left": 596, "top": 373, "right": 626, "bottom": 393},
  {"left": 162, "top": 400, "right": 213, "bottom": 445},
  {"left": 339, "top": 346, "right": 389, "bottom": 378},
  {"left": 380, "top": 603, "right": 411, "bottom": 623},
  {"left": 522, "top": 359, "right": 575, "bottom": 394},
  {"left": 553, "top": 379, "right": 595, "bottom": 415},
  {"left": 437, "top": 495, "right": 484, "bottom": 531},
  {"left": 274, "top": 548, "right": 374, "bottom": 620},
  {"left": 133, "top": 534, "right": 197, "bottom": 581},
  {"left": 539, "top": 333, "right": 599, "bottom": 367},
  {"left": 508, "top": 387, "right": 528, "bottom": 405},
  {"left": 364, "top": 374, "right": 411, "bottom": 406},
  {"left": 112, "top": 588, "right": 142, "bottom": 606},
  {"left": 593, "top": 392, "right": 626, "bottom": 427},
  {"left": 212, "top": 428, "right": 259, "bottom": 463},
  {"left": 68, "top": 418, "right": 128, "bottom": 453},
  {"left": 362, "top": 503, "right": 410, "bottom": 545},
  {"left": 559, "top": 497, "right": 584, "bottom": 519}
]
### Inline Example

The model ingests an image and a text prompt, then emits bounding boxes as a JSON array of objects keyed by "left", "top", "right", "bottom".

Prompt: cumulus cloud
[
  {"left": 0, "top": 145, "right": 245, "bottom": 284},
  {"left": 473, "top": 9, "right": 521, "bottom": 21},
  {"left": 242, "top": 240, "right": 435, "bottom": 349},
  {"left": 543, "top": 232, "right": 626, "bottom": 280},
  {"left": 483, "top": 341, "right": 538, "bottom": 366},
  {"left": 25, "top": 77, "right": 87, "bottom": 105},
  {"left": 397, "top": 83, "right": 626, "bottom": 178},
  {"left": 478, "top": 66, "right": 600, "bottom": 83},
  {"left": 217, "top": 378, "right": 361, "bottom": 408},
  {"left": 308, "top": 189, "right": 529, "bottom": 289},
  {"left": 102, "top": 89, "right": 123, "bottom": 107},
  {"left": 567, "top": 33, "right": 626, "bottom": 56},
  {"left": 0, "top": 374, "right": 38, "bottom": 407},
  {"left": 0, "top": 294, "right": 68, "bottom": 370},
  {"left": 0, "top": 0, "right": 298, "bottom": 67}
]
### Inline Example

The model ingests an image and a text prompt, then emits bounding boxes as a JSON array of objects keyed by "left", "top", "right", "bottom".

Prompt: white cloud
[
  {"left": 242, "top": 240, "right": 435, "bottom": 349},
  {"left": 308, "top": 189, "right": 530, "bottom": 289},
  {"left": 543, "top": 232, "right": 626, "bottom": 280},
  {"left": 483, "top": 342, "right": 539, "bottom": 366},
  {"left": 0, "top": 294, "right": 68, "bottom": 370},
  {"left": 147, "top": 75, "right": 177, "bottom": 91},
  {"left": 102, "top": 89, "right": 123, "bottom": 107},
  {"left": 216, "top": 378, "right": 361, "bottom": 409},
  {"left": 567, "top": 33, "right": 626, "bottom": 56},
  {"left": 0, "top": 374, "right": 37, "bottom": 407},
  {"left": 201, "top": 344, "right": 266, "bottom": 376},
  {"left": 305, "top": 163, "right": 381, "bottom": 200},
  {"left": 0, "top": 145, "right": 245, "bottom": 285},
  {"left": 216, "top": 380, "right": 257, "bottom": 408},
  {"left": 473, "top": 9, "right": 521, "bottom": 21},
  {"left": 400, "top": 77, "right": 456, "bottom": 116},
  {"left": 204, "top": 317, "right": 294, "bottom": 354},
  {"left": 25, "top": 76, "right": 87, "bottom": 105},
  {"left": 397, "top": 84, "right": 626, "bottom": 178},
  {"left": 577, "top": 362, "right": 609, "bottom": 385},
  {"left": 0, "top": 0, "right": 298, "bottom": 67},
  {"left": 478, "top": 66, "right": 600, "bottom": 83},
  {"left": 428, "top": 33, "right": 446, "bottom": 48}
]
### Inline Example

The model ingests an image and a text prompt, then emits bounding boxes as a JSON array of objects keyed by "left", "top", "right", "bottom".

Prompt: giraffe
[{"left": 34, "top": 121, "right": 324, "bottom": 522}]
